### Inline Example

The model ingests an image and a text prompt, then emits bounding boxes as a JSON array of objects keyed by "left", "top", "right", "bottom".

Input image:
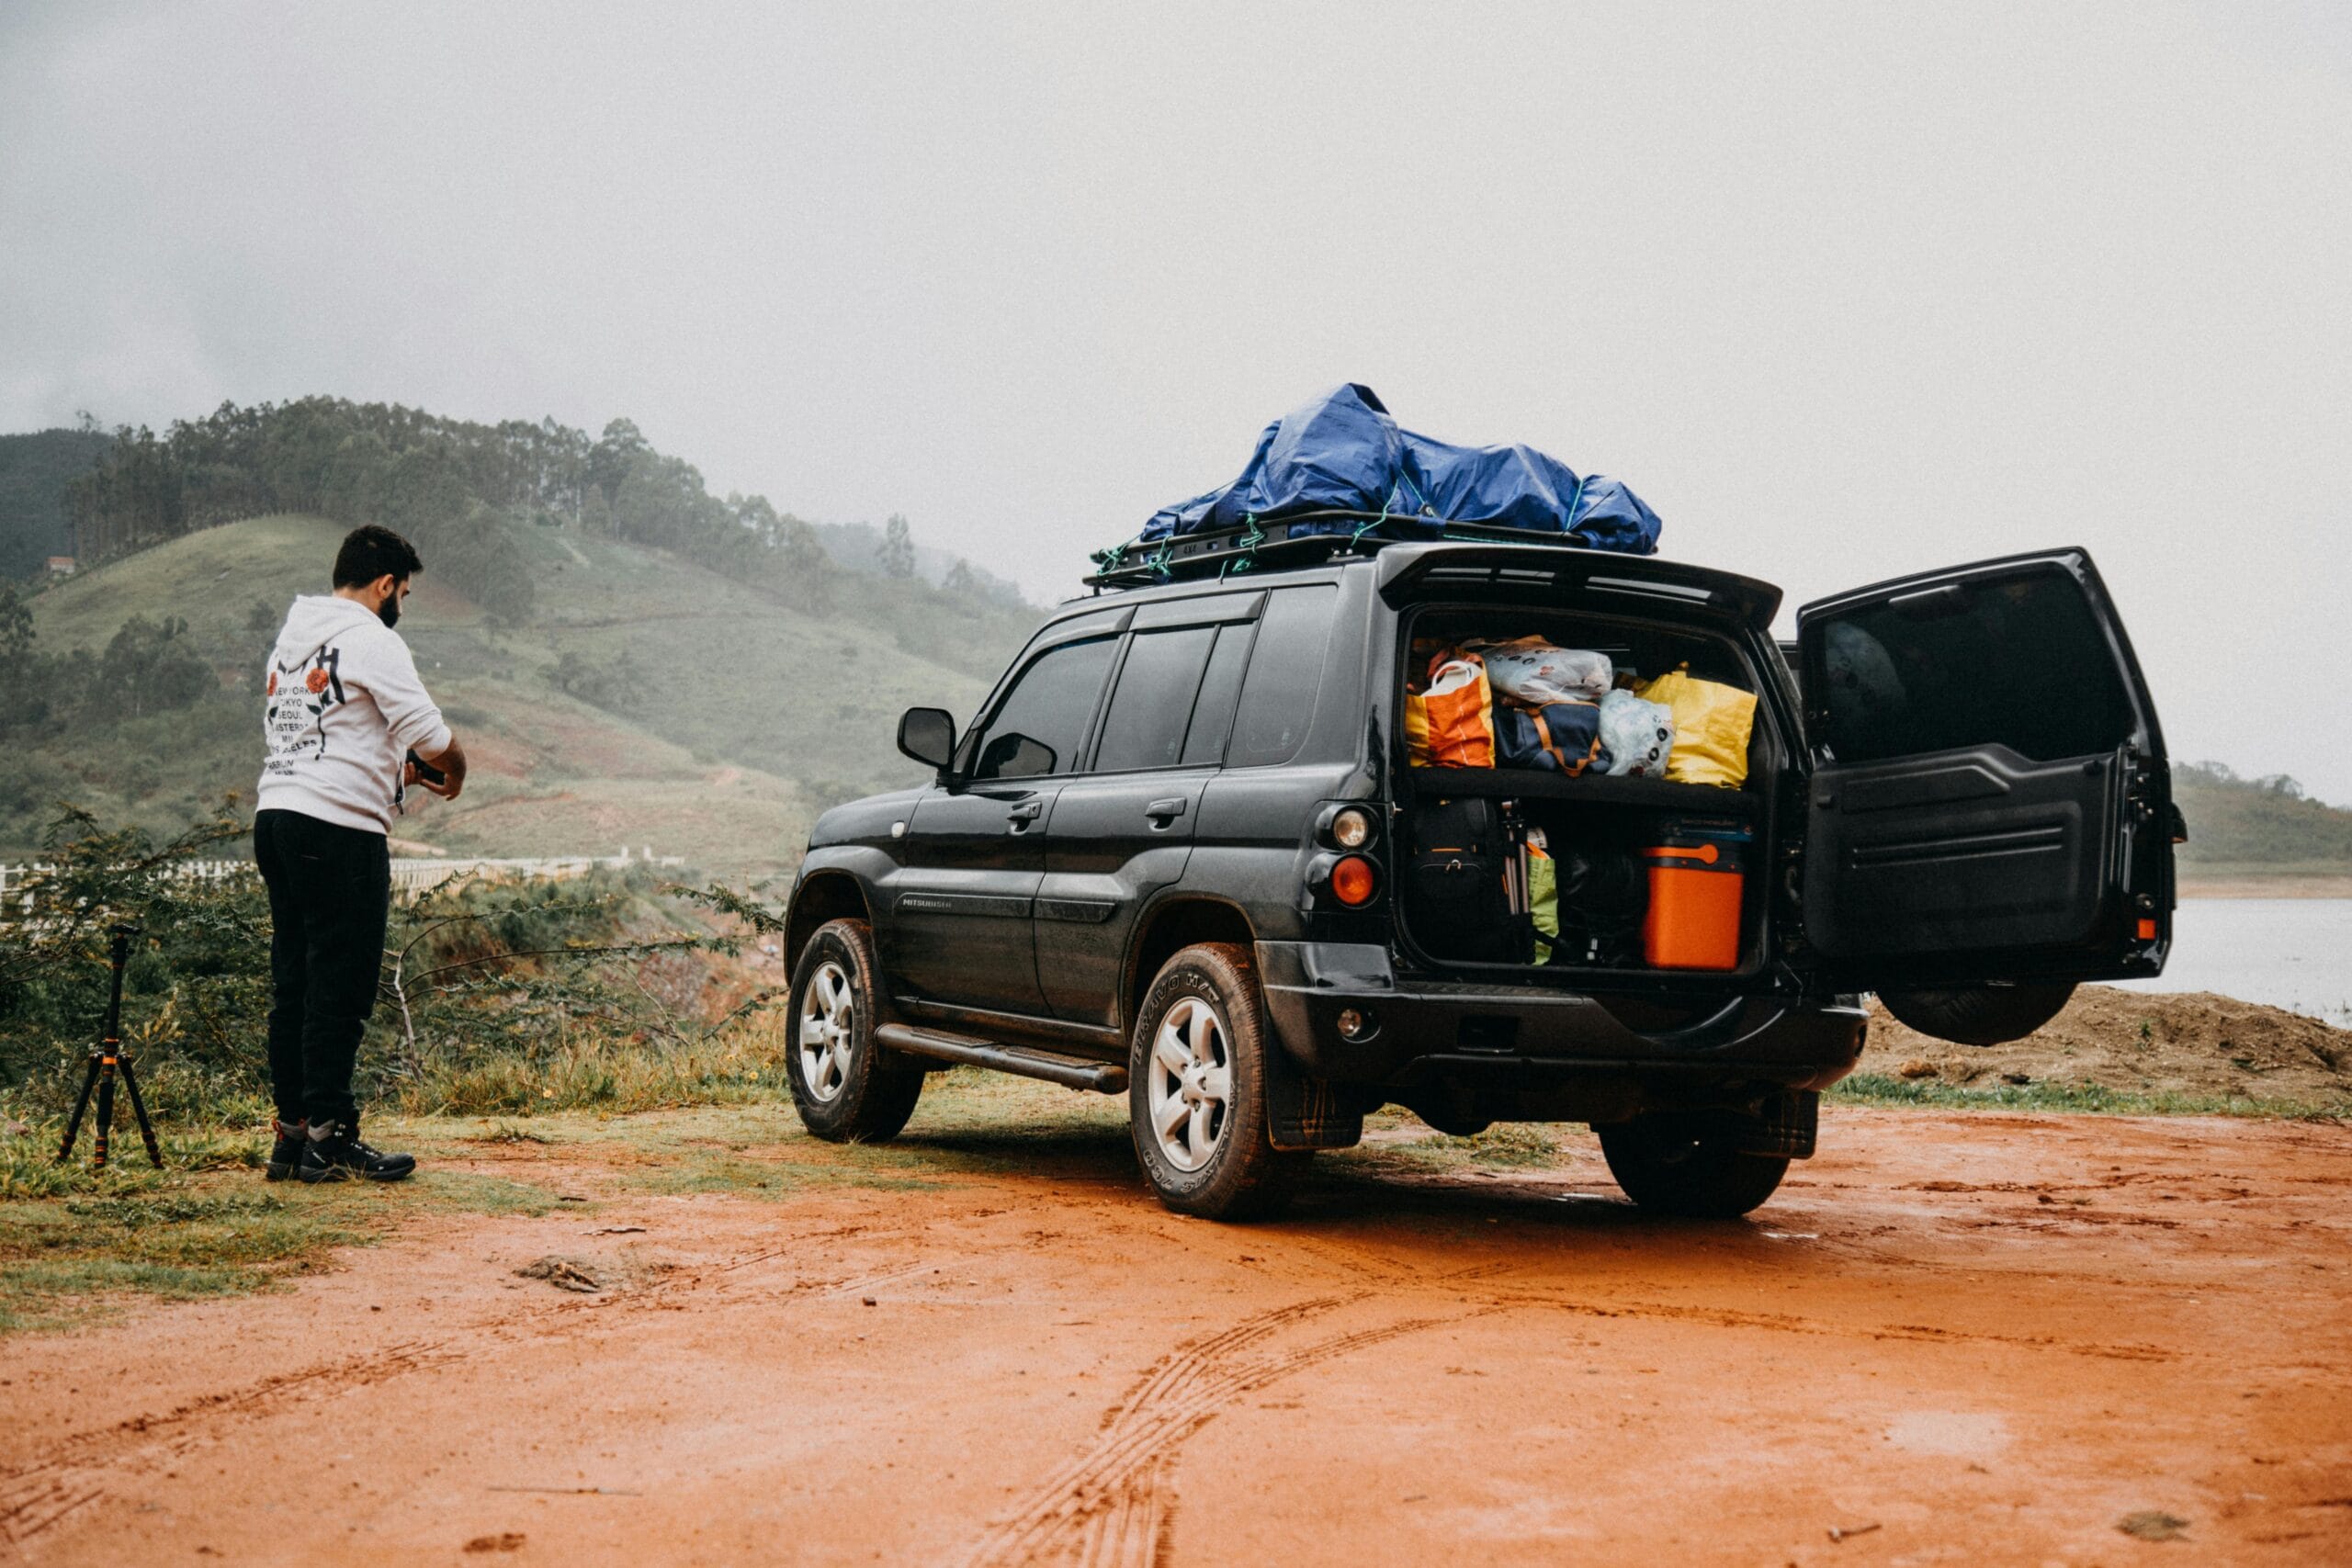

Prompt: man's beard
[{"left": 376, "top": 592, "right": 401, "bottom": 629}]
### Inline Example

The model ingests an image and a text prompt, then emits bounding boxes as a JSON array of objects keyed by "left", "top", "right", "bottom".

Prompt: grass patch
[
  {"left": 1829, "top": 1072, "right": 2351, "bottom": 1120},
  {"left": 391, "top": 1030, "right": 794, "bottom": 1119},
  {"left": 1323, "top": 1118, "right": 1589, "bottom": 1183},
  {"left": 575, "top": 1078, "right": 1084, "bottom": 1200},
  {"left": 0, "top": 1120, "right": 558, "bottom": 1335},
  {"left": 463, "top": 1122, "right": 555, "bottom": 1145}
]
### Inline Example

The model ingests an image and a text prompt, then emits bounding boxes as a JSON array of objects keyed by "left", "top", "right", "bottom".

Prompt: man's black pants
[{"left": 254, "top": 808, "right": 390, "bottom": 1130}]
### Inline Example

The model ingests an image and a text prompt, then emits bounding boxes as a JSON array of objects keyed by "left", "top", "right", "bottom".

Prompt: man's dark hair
[{"left": 332, "top": 525, "right": 424, "bottom": 590}]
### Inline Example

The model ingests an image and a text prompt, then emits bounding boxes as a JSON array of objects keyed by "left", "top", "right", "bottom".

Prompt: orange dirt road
[{"left": 3, "top": 1104, "right": 2348, "bottom": 1566}]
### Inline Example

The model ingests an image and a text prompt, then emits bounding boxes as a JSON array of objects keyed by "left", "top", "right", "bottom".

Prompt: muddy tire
[
  {"left": 1599, "top": 1116, "right": 1788, "bottom": 1219},
  {"left": 1128, "top": 943, "right": 1306, "bottom": 1220},
  {"left": 1877, "top": 982, "right": 2075, "bottom": 1047},
  {"left": 786, "top": 919, "right": 924, "bottom": 1144}
]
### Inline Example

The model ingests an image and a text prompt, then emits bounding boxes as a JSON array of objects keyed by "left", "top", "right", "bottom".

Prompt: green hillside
[
  {"left": 2173, "top": 762, "right": 2352, "bottom": 877},
  {"left": 1, "top": 513, "right": 1032, "bottom": 871},
  {"left": 0, "top": 428, "right": 110, "bottom": 579}
]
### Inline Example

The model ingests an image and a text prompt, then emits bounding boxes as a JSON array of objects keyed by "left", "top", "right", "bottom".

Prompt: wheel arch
[
  {"left": 1125, "top": 896, "right": 1258, "bottom": 1035},
  {"left": 785, "top": 870, "right": 872, "bottom": 971}
]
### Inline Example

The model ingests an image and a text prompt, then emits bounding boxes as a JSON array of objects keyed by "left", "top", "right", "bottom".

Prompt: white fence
[{"left": 1, "top": 847, "right": 686, "bottom": 911}]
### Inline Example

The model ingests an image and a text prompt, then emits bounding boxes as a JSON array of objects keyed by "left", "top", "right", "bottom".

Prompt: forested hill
[
  {"left": 2172, "top": 762, "right": 2352, "bottom": 876},
  {"left": 0, "top": 398, "right": 1052, "bottom": 869},
  {"left": 0, "top": 512, "right": 1035, "bottom": 870},
  {"left": 44, "top": 397, "right": 1025, "bottom": 608},
  {"left": 0, "top": 428, "right": 112, "bottom": 579}
]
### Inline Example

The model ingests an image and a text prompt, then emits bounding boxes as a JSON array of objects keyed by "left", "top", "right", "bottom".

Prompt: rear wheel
[
  {"left": 786, "top": 919, "right": 925, "bottom": 1143},
  {"left": 1128, "top": 943, "right": 1306, "bottom": 1220},
  {"left": 1599, "top": 1116, "right": 1788, "bottom": 1218}
]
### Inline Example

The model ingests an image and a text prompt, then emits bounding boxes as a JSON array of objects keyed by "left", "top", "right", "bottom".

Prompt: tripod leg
[
  {"left": 93, "top": 1055, "right": 117, "bottom": 1170},
  {"left": 119, "top": 1055, "right": 164, "bottom": 1168},
  {"left": 56, "top": 1053, "right": 102, "bottom": 1163}
]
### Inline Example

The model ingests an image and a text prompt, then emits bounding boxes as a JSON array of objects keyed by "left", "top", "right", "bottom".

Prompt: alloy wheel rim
[
  {"left": 1146, "top": 995, "right": 1232, "bottom": 1172},
  {"left": 798, "top": 960, "right": 854, "bottom": 1102}
]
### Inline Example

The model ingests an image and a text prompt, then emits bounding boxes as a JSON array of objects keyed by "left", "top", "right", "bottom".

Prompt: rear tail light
[{"left": 1330, "top": 855, "right": 1378, "bottom": 907}]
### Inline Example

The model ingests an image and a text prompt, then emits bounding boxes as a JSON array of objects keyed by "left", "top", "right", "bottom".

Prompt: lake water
[{"left": 2110, "top": 899, "right": 2352, "bottom": 1028}]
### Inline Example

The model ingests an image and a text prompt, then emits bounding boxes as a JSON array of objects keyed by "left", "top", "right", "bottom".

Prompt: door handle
[
  {"left": 1145, "top": 797, "right": 1187, "bottom": 824},
  {"left": 1006, "top": 799, "right": 1045, "bottom": 830}
]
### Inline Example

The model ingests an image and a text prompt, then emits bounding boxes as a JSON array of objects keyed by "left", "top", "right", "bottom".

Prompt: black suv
[{"left": 780, "top": 537, "right": 2175, "bottom": 1219}]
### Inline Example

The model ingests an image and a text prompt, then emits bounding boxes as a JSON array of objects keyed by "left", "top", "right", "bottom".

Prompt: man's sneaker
[
  {"left": 266, "top": 1119, "right": 307, "bottom": 1181},
  {"left": 298, "top": 1124, "right": 417, "bottom": 1183}
]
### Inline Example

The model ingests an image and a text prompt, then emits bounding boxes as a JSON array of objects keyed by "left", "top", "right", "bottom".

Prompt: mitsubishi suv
[{"left": 778, "top": 536, "right": 2177, "bottom": 1219}]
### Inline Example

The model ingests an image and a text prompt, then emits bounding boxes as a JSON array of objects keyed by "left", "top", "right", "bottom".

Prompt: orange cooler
[{"left": 1640, "top": 822, "right": 1749, "bottom": 971}]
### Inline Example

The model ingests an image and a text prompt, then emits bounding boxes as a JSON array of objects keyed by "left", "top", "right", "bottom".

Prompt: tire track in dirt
[
  {"left": 965, "top": 1291, "right": 1485, "bottom": 1568},
  {"left": 966, "top": 1295, "right": 1360, "bottom": 1565},
  {"left": 0, "top": 1219, "right": 910, "bottom": 1549},
  {"left": 0, "top": 1335, "right": 472, "bottom": 1547},
  {"left": 944, "top": 1251, "right": 2184, "bottom": 1567},
  {"left": 1474, "top": 1287, "right": 2180, "bottom": 1362},
  {"left": 964, "top": 1297, "right": 1458, "bottom": 1568}
]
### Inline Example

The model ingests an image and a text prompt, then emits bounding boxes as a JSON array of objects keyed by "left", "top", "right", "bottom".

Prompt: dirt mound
[{"left": 1866, "top": 986, "right": 2352, "bottom": 1101}]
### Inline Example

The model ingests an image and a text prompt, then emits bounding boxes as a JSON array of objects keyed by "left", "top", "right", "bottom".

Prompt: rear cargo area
[{"left": 1394, "top": 606, "right": 1777, "bottom": 983}]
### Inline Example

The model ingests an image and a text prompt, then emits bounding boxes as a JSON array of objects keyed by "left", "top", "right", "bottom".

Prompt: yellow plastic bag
[{"left": 1634, "top": 668, "right": 1756, "bottom": 788}]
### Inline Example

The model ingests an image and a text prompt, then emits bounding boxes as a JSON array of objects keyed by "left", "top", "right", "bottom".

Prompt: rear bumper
[{"left": 1256, "top": 940, "right": 1867, "bottom": 1100}]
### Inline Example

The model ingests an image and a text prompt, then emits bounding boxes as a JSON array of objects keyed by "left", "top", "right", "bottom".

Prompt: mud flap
[
  {"left": 1264, "top": 1032, "right": 1363, "bottom": 1150},
  {"left": 1733, "top": 1089, "right": 1818, "bottom": 1159}
]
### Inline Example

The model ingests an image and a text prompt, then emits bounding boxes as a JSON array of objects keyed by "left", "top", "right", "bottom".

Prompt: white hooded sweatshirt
[{"left": 256, "top": 594, "right": 451, "bottom": 835}]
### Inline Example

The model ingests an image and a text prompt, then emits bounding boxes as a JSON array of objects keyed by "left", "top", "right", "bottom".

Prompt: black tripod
[{"left": 56, "top": 924, "right": 164, "bottom": 1169}]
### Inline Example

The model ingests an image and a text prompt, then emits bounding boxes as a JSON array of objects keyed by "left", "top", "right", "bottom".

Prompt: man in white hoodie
[{"left": 255, "top": 525, "right": 468, "bottom": 1182}]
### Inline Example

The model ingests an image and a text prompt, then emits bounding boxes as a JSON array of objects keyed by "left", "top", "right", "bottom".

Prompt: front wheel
[
  {"left": 1599, "top": 1116, "right": 1788, "bottom": 1218},
  {"left": 786, "top": 919, "right": 925, "bottom": 1143},
  {"left": 1128, "top": 943, "right": 1306, "bottom": 1220}
]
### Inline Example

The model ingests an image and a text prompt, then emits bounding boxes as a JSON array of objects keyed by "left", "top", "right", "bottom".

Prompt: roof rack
[{"left": 1083, "top": 510, "right": 1586, "bottom": 591}]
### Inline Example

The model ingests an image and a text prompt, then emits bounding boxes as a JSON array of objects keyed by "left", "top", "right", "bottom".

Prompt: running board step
[{"left": 872, "top": 1024, "right": 1129, "bottom": 1095}]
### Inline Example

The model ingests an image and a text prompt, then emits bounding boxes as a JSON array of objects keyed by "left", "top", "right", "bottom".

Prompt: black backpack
[
  {"left": 1549, "top": 841, "right": 1649, "bottom": 966},
  {"left": 1408, "top": 797, "right": 1520, "bottom": 963}
]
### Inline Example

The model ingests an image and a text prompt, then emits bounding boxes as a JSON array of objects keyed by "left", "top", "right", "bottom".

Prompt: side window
[
  {"left": 1815, "top": 566, "right": 2132, "bottom": 764},
  {"left": 970, "top": 636, "right": 1118, "bottom": 781},
  {"left": 1179, "top": 622, "right": 1254, "bottom": 765},
  {"left": 1227, "top": 585, "right": 1339, "bottom": 768},
  {"left": 1094, "top": 626, "right": 1216, "bottom": 773}
]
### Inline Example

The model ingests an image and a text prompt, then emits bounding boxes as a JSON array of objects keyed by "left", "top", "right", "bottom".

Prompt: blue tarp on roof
[{"left": 1141, "top": 384, "right": 1660, "bottom": 555}]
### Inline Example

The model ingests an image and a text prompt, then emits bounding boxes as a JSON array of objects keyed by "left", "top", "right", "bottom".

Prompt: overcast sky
[{"left": 4, "top": 1, "right": 2347, "bottom": 799}]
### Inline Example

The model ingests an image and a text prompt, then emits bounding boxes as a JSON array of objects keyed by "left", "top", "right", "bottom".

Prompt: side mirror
[{"left": 898, "top": 706, "right": 957, "bottom": 773}]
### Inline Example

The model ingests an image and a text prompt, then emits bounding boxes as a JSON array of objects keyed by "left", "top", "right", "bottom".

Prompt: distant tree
[
  {"left": 0, "top": 581, "right": 31, "bottom": 663},
  {"left": 588, "top": 419, "right": 650, "bottom": 527},
  {"left": 96, "top": 615, "right": 212, "bottom": 720},
  {"left": 548, "top": 647, "right": 646, "bottom": 712},
  {"left": 450, "top": 502, "right": 535, "bottom": 626},
  {"left": 943, "top": 559, "right": 978, "bottom": 598},
  {"left": 879, "top": 514, "right": 916, "bottom": 579},
  {"left": 0, "top": 582, "right": 47, "bottom": 737},
  {"left": 775, "top": 514, "right": 831, "bottom": 582}
]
